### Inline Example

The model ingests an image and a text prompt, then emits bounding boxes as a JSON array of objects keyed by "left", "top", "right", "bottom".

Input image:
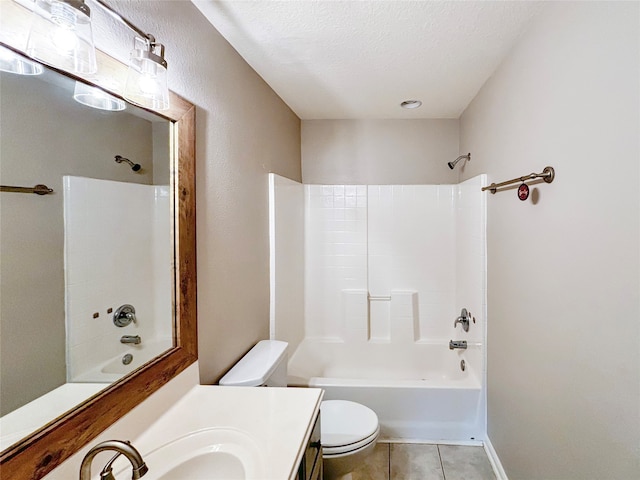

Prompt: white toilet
[{"left": 219, "top": 340, "right": 379, "bottom": 480}]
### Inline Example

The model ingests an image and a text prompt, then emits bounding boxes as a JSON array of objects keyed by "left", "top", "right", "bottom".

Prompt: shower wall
[
  {"left": 268, "top": 174, "right": 305, "bottom": 350},
  {"left": 304, "top": 179, "right": 485, "bottom": 345},
  {"left": 270, "top": 172, "right": 486, "bottom": 348},
  {"left": 63, "top": 176, "right": 172, "bottom": 382}
]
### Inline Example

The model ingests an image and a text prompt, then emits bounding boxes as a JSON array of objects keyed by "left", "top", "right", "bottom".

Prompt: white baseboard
[{"left": 484, "top": 437, "right": 508, "bottom": 480}]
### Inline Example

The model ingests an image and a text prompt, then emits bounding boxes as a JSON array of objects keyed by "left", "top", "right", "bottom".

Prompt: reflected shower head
[
  {"left": 115, "top": 155, "right": 141, "bottom": 172},
  {"left": 448, "top": 153, "right": 471, "bottom": 170}
]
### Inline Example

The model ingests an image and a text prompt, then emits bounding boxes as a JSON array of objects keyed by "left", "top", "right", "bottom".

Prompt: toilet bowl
[
  {"left": 219, "top": 340, "right": 379, "bottom": 480},
  {"left": 321, "top": 400, "right": 380, "bottom": 480}
]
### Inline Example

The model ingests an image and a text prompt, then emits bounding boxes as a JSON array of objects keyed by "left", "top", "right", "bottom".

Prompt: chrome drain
[
  {"left": 460, "top": 359, "right": 466, "bottom": 372},
  {"left": 122, "top": 353, "right": 133, "bottom": 365}
]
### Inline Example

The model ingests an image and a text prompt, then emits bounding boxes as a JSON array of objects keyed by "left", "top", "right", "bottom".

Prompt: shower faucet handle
[
  {"left": 113, "top": 304, "right": 137, "bottom": 327},
  {"left": 454, "top": 308, "right": 470, "bottom": 332}
]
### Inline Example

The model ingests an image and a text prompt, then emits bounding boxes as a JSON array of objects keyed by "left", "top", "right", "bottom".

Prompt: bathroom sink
[{"left": 116, "top": 428, "right": 263, "bottom": 480}]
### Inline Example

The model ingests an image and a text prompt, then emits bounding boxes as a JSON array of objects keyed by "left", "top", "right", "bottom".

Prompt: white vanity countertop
[{"left": 130, "top": 385, "right": 324, "bottom": 480}]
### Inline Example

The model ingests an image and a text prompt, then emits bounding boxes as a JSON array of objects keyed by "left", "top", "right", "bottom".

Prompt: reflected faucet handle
[
  {"left": 453, "top": 308, "right": 470, "bottom": 332},
  {"left": 114, "top": 304, "right": 137, "bottom": 327}
]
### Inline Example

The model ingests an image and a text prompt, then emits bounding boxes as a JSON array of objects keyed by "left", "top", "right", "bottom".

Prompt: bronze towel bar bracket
[
  {"left": 1, "top": 184, "right": 54, "bottom": 195},
  {"left": 481, "top": 166, "right": 555, "bottom": 194}
]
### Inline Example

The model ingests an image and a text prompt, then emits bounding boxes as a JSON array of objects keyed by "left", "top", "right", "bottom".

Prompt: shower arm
[
  {"left": 448, "top": 153, "right": 471, "bottom": 169},
  {"left": 114, "top": 155, "right": 142, "bottom": 172}
]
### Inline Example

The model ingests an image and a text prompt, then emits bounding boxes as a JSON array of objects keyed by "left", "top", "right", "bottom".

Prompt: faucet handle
[
  {"left": 454, "top": 308, "right": 470, "bottom": 332},
  {"left": 114, "top": 304, "right": 137, "bottom": 327},
  {"left": 99, "top": 452, "right": 120, "bottom": 480}
]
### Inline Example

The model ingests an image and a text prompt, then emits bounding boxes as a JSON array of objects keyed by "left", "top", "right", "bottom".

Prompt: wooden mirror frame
[{"left": 0, "top": 31, "right": 197, "bottom": 479}]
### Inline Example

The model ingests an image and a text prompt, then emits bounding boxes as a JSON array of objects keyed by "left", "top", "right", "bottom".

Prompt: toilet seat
[
  {"left": 323, "top": 425, "right": 380, "bottom": 456},
  {"left": 321, "top": 400, "right": 379, "bottom": 456}
]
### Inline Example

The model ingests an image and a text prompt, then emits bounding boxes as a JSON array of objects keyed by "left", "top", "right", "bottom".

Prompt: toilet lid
[{"left": 320, "top": 400, "right": 379, "bottom": 448}]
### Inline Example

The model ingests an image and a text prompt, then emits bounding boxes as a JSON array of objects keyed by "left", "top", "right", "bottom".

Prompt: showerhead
[
  {"left": 448, "top": 153, "right": 471, "bottom": 170},
  {"left": 115, "top": 155, "right": 142, "bottom": 172}
]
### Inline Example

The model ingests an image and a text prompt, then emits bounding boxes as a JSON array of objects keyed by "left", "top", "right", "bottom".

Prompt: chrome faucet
[
  {"left": 453, "top": 308, "right": 470, "bottom": 332},
  {"left": 449, "top": 340, "right": 468, "bottom": 350},
  {"left": 120, "top": 335, "right": 142, "bottom": 345},
  {"left": 80, "top": 440, "right": 148, "bottom": 480}
]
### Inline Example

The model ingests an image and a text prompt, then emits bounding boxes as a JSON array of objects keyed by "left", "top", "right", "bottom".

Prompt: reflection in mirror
[{"left": 0, "top": 57, "right": 173, "bottom": 450}]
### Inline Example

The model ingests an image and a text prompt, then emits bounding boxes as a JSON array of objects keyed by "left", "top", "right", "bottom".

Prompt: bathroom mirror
[
  {"left": 0, "top": 44, "right": 197, "bottom": 479},
  {"left": 1, "top": 59, "right": 173, "bottom": 425}
]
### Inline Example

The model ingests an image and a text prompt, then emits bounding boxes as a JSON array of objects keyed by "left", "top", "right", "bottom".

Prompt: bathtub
[
  {"left": 72, "top": 337, "right": 173, "bottom": 383},
  {"left": 287, "top": 339, "right": 485, "bottom": 443}
]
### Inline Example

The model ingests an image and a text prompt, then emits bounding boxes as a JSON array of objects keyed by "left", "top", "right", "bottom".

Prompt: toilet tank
[{"left": 219, "top": 340, "right": 288, "bottom": 387}]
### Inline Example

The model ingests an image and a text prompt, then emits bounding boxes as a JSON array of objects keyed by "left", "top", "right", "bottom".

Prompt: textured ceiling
[{"left": 192, "top": 1, "right": 543, "bottom": 119}]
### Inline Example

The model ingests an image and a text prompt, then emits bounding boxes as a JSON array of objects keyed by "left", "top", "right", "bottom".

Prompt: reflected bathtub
[{"left": 73, "top": 337, "right": 172, "bottom": 383}]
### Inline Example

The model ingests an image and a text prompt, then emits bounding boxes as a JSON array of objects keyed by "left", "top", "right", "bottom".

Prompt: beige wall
[
  {"left": 107, "top": 1, "right": 302, "bottom": 383},
  {"left": 302, "top": 119, "right": 459, "bottom": 184},
  {"left": 460, "top": 2, "right": 639, "bottom": 478}
]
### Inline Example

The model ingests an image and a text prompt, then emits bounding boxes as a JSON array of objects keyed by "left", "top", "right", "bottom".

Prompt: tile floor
[{"left": 350, "top": 443, "right": 496, "bottom": 480}]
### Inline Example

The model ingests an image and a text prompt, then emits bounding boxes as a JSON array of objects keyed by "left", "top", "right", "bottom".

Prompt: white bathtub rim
[{"left": 295, "top": 375, "right": 481, "bottom": 390}]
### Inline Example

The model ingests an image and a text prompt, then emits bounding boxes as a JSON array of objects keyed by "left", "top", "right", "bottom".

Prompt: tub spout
[
  {"left": 121, "top": 335, "right": 141, "bottom": 345},
  {"left": 449, "top": 340, "right": 467, "bottom": 350}
]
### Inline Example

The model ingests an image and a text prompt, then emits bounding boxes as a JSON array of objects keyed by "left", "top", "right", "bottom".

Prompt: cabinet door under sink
[{"left": 298, "top": 412, "right": 322, "bottom": 480}]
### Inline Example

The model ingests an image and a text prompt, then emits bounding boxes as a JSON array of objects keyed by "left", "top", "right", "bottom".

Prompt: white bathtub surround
[
  {"left": 43, "top": 364, "right": 323, "bottom": 480},
  {"left": 303, "top": 181, "right": 485, "bottom": 345},
  {"left": 270, "top": 174, "right": 486, "bottom": 442},
  {"left": 63, "top": 177, "right": 172, "bottom": 383},
  {"left": 343, "top": 290, "right": 369, "bottom": 343},
  {"left": 268, "top": 174, "right": 305, "bottom": 352}
]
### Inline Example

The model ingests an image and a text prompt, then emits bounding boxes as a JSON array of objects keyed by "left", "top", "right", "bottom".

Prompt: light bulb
[
  {"left": 26, "top": 0, "right": 97, "bottom": 74},
  {"left": 138, "top": 74, "right": 159, "bottom": 95},
  {"left": 52, "top": 26, "right": 78, "bottom": 53}
]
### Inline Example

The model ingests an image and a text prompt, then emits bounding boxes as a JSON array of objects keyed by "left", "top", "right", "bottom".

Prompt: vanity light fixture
[
  {"left": 123, "top": 36, "right": 169, "bottom": 111},
  {"left": 92, "top": 0, "right": 170, "bottom": 110},
  {"left": 73, "top": 81, "right": 126, "bottom": 111},
  {"left": 24, "top": 0, "right": 170, "bottom": 110},
  {"left": 26, "top": 0, "right": 97, "bottom": 75},
  {"left": 0, "top": 44, "right": 43, "bottom": 75}
]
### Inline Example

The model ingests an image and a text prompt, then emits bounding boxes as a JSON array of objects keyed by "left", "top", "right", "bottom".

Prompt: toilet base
[{"left": 322, "top": 439, "right": 378, "bottom": 480}]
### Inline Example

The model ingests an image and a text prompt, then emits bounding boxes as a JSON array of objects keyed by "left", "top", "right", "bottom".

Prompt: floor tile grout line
[
  {"left": 438, "top": 444, "right": 447, "bottom": 480},
  {"left": 387, "top": 443, "right": 391, "bottom": 480}
]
